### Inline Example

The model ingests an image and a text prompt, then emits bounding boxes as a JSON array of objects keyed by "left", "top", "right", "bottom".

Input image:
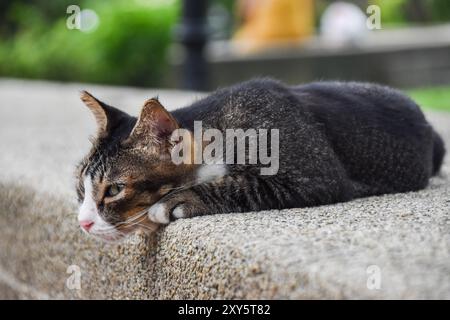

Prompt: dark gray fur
[
  {"left": 164, "top": 78, "right": 445, "bottom": 216},
  {"left": 78, "top": 78, "right": 446, "bottom": 223}
]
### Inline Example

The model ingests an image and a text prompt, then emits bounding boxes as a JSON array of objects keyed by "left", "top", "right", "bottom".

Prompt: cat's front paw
[
  {"left": 147, "top": 190, "right": 205, "bottom": 224},
  {"left": 147, "top": 203, "right": 170, "bottom": 224},
  {"left": 147, "top": 202, "right": 186, "bottom": 225}
]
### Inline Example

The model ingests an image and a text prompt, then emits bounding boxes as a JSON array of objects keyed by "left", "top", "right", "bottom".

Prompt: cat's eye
[{"left": 105, "top": 184, "right": 125, "bottom": 198}]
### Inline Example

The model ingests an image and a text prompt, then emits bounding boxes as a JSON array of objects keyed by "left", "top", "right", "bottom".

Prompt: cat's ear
[
  {"left": 129, "top": 98, "right": 179, "bottom": 142},
  {"left": 80, "top": 91, "right": 130, "bottom": 137}
]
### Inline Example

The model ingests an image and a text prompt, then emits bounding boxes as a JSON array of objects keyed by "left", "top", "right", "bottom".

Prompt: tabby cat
[{"left": 76, "top": 78, "right": 445, "bottom": 242}]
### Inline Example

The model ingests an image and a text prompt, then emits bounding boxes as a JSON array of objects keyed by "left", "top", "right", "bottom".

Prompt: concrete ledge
[{"left": 0, "top": 79, "right": 449, "bottom": 299}]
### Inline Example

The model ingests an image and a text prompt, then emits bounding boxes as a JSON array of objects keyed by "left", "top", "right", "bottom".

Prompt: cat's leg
[
  {"left": 147, "top": 171, "right": 352, "bottom": 224},
  {"left": 147, "top": 174, "right": 297, "bottom": 224},
  {"left": 147, "top": 188, "right": 209, "bottom": 224}
]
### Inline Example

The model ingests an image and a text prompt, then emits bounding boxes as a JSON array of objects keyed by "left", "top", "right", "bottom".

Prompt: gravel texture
[{"left": 0, "top": 79, "right": 449, "bottom": 299}]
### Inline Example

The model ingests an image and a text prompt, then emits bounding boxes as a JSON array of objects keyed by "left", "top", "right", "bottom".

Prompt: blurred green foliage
[
  {"left": 0, "top": 0, "right": 179, "bottom": 87},
  {"left": 373, "top": 0, "right": 450, "bottom": 25},
  {"left": 373, "top": 0, "right": 407, "bottom": 24},
  {"left": 429, "top": 0, "right": 450, "bottom": 21},
  {"left": 1, "top": 0, "right": 450, "bottom": 87},
  {"left": 408, "top": 86, "right": 450, "bottom": 112}
]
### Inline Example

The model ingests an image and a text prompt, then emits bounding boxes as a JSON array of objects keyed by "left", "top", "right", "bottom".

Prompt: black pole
[{"left": 176, "top": 0, "right": 209, "bottom": 91}]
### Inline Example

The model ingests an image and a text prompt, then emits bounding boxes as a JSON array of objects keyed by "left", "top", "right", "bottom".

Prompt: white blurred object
[
  {"left": 320, "top": 2, "right": 368, "bottom": 46},
  {"left": 79, "top": 9, "right": 100, "bottom": 33}
]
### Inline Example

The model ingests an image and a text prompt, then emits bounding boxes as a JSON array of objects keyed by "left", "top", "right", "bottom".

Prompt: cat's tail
[{"left": 432, "top": 130, "right": 446, "bottom": 176}]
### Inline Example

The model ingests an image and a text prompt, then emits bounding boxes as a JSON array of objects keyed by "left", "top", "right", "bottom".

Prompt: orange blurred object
[{"left": 233, "top": 0, "right": 315, "bottom": 53}]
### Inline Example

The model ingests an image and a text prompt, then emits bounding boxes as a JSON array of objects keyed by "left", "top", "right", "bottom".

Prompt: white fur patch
[
  {"left": 148, "top": 203, "right": 170, "bottom": 224},
  {"left": 196, "top": 164, "right": 227, "bottom": 184},
  {"left": 78, "top": 176, "right": 114, "bottom": 235},
  {"left": 78, "top": 176, "right": 98, "bottom": 223},
  {"left": 172, "top": 205, "right": 185, "bottom": 219}
]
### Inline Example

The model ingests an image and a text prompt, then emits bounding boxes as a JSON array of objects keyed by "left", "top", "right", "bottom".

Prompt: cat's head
[{"left": 75, "top": 92, "right": 195, "bottom": 242}]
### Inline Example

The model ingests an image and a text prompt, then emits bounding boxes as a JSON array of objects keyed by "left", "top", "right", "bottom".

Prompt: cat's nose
[{"left": 80, "top": 220, "right": 94, "bottom": 232}]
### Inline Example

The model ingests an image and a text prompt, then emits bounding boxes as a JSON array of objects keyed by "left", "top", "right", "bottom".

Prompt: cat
[{"left": 75, "top": 78, "right": 445, "bottom": 242}]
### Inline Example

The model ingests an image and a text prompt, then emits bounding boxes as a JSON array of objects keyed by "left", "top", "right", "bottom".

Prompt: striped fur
[{"left": 76, "top": 79, "right": 445, "bottom": 241}]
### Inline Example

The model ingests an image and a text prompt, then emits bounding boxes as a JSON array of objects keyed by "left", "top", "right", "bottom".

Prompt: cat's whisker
[
  {"left": 159, "top": 179, "right": 206, "bottom": 197},
  {"left": 88, "top": 209, "right": 151, "bottom": 234},
  {"left": 91, "top": 228, "right": 125, "bottom": 235},
  {"left": 117, "top": 209, "right": 150, "bottom": 226},
  {"left": 114, "top": 219, "right": 148, "bottom": 231},
  {"left": 126, "top": 222, "right": 157, "bottom": 233}
]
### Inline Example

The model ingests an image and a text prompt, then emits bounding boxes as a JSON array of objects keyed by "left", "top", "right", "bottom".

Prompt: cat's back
[
  {"left": 173, "top": 79, "right": 433, "bottom": 149},
  {"left": 292, "top": 81, "right": 431, "bottom": 139},
  {"left": 292, "top": 81, "right": 436, "bottom": 193},
  {"left": 175, "top": 79, "right": 426, "bottom": 128},
  {"left": 293, "top": 81, "right": 424, "bottom": 119},
  {"left": 172, "top": 78, "right": 299, "bottom": 130}
]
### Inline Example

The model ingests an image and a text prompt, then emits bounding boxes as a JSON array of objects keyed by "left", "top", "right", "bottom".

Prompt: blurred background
[{"left": 0, "top": 0, "right": 450, "bottom": 111}]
